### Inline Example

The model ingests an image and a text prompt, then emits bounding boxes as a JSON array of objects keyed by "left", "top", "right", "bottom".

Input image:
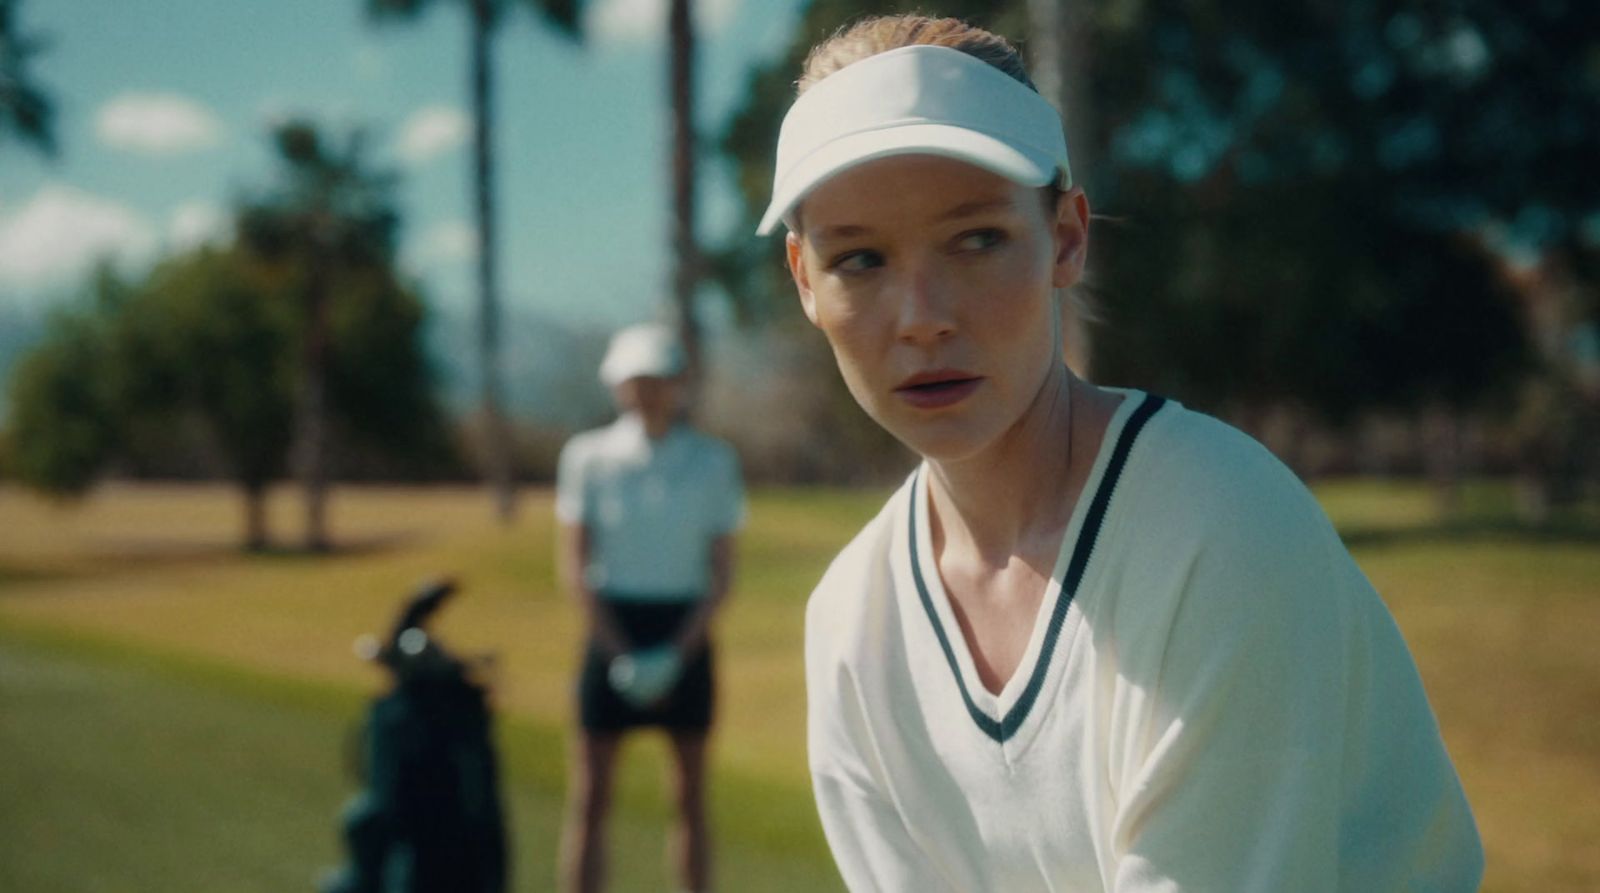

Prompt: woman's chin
[{"left": 878, "top": 413, "right": 1006, "bottom": 466}]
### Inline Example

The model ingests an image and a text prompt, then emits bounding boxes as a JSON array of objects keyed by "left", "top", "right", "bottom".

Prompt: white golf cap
[
  {"left": 599, "top": 323, "right": 686, "bottom": 387},
  {"left": 757, "top": 44, "right": 1072, "bottom": 236}
]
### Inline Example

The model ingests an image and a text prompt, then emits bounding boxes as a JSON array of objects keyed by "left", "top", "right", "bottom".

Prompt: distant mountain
[{"left": 422, "top": 299, "right": 616, "bottom": 430}]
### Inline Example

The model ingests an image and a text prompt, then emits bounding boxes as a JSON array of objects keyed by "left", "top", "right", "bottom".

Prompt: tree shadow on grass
[
  {"left": 0, "top": 533, "right": 424, "bottom": 595},
  {"left": 236, "top": 531, "right": 424, "bottom": 559},
  {"left": 0, "top": 562, "right": 72, "bottom": 588},
  {"left": 1339, "top": 517, "right": 1600, "bottom": 550}
]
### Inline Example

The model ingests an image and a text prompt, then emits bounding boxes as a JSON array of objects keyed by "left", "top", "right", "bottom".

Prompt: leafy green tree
[
  {"left": 323, "top": 262, "right": 457, "bottom": 484},
  {"left": 3, "top": 246, "right": 452, "bottom": 550},
  {"left": 115, "top": 250, "right": 296, "bottom": 549},
  {"left": 0, "top": 0, "right": 55, "bottom": 155},
  {"left": 366, "top": 0, "right": 583, "bottom": 523},
  {"left": 1083, "top": 0, "right": 1587, "bottom": 416},
  {"left": 238, "top": 119, "right": 401, "bottom": 551},
  {"left": 1, "top": 307, "right": 117, "bottom": 495}
]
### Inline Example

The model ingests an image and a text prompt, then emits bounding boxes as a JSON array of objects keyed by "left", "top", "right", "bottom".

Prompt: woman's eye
[
  {"left": 829, "top": 250, "right": 884, "bottom": 274},
  {"left": 954, "top": 228, "right": 1005, "bottom": 253}
]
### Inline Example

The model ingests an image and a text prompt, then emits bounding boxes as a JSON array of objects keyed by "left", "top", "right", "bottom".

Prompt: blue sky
[{"left": 0, "top": 0, "right": 805, "bottom": 415}]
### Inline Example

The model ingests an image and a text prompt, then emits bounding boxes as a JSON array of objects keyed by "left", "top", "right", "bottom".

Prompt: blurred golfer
[
  {"left": 555, "top": 322, "right": 743, "bottom": 893},
  {"left": 762, "top": 14, "right": 1482, "bottom": 891}
]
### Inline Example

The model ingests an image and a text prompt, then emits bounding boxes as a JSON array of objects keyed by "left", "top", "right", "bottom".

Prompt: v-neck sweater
[{"left": 804, "top": 390, "right": 1482, "bottom": 892}]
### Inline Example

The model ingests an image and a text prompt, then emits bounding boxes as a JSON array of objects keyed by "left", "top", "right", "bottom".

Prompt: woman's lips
[{"left": 894, "top": 372, "right": 983, "bottom": 409}]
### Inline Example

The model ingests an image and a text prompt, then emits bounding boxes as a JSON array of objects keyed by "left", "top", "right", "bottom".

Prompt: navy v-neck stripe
[{"left": 908, "top": 393, "right": 1167, "bottom": 743}]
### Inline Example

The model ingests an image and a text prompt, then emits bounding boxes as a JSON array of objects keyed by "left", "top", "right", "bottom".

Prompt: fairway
[
  {"left": 0, "top": 633, "right": 840, "bottom": 893},
  {"left": 2, "top": 481, "right": 1598, "bottom": 891}
]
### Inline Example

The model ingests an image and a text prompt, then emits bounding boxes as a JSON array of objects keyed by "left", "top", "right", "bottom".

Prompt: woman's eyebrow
[
  {"left": 809, "top": 197, "right": 1015, "bottom": 242},
  {"left": 935, "top": 197, "right": 1016, "bottom": 222},
  {"left": 813, "top": 223, "right": 871, "bottom": 242}
]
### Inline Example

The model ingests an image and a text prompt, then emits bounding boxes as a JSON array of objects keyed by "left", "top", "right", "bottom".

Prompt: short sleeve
[
  {"left": 554, "top": 437, "right": 589, "bottom": 525},
  {"left": 1109, "top": 477, "right": 1482, "bottom": 891},
  {"left": 710, "top": 444, "right": 745, "bottom": 535}
]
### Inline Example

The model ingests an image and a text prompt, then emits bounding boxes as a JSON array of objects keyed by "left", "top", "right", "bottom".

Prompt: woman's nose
[{"left": 892, "top": 264, "right": 957, "bottom": 345}]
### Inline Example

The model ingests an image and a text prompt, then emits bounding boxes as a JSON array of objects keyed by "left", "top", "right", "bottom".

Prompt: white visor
[
  {"left": 757, "top": 44, "right": 1071, "bottom": 236},
  {"left": 599, "top": 323, "right": 685, "bottom": 387}
]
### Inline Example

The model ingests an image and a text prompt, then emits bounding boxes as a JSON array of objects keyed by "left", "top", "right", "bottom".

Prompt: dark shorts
[{"left": 578, "top": 596, "right": 714, "bottom": 733}]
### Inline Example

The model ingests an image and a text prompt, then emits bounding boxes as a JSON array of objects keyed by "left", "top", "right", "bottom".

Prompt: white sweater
[{"left": 805, "top": 391, "right": 1482, "bottom": 892}]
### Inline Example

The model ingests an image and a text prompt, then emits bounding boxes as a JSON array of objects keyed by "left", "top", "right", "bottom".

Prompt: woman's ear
[
  {"left": 1050, "top": 187, "right": 1091, "bottom": 290},
  {"left": 786, "top": 232, "right": 821, "bottom": 327}
]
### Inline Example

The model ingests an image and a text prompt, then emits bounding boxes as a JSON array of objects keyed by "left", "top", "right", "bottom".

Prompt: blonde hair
[{"left": 798, "top": 15, "right": 1035, "bottom": 95}]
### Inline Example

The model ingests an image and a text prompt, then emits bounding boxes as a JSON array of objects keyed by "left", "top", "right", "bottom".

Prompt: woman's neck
[
  {"left": 926, "top": 368, "right": 1109, "bottom": 567},
  {"left": 628, "top": 410, "right": 675, "bottom": 440}
]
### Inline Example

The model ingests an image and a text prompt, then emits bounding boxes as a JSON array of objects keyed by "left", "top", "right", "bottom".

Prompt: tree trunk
[
  {"left": 669, "top": 0, "right": 701, "bottom": 390},
  {"left": 243, "top": 479, "right": 270, "bottom": 552},
  {"left": 1029, "top": 0, "right": 1095, "bottom": 377},
  {"left": 1027, "top": 0, "right": 1064, "bottom": 117},
  {"left": 471, "top": 1, "right": 516, "bottom": 522},
  {"left": 297, "top": 262, "right": 331, "bottom": 552}
]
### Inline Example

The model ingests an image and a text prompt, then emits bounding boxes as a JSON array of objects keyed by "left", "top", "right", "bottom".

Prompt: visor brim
[{"left": 756, "top": 124, "right": 1060, "bottom": 236}]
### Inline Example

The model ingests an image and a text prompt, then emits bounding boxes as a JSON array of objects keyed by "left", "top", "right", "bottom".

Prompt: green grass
[
  {"left": 1, "top": 479, "right": 1598, "bottom": 891},
  {"left": 0, "top": 625, "right": 839, "bottom": 893}
]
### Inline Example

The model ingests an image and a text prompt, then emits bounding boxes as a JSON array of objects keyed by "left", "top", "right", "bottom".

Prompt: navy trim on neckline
[{"left": 908, "top": 393, "right": 1167, "bottom": 743}]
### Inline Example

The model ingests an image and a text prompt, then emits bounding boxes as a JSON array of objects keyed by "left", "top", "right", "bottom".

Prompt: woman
[
  {"left": 762, "top": 15, "right": 1482, "bottom": 892},
  {"left": 554, "top": 323, "right": 743, "bottom": 893}
]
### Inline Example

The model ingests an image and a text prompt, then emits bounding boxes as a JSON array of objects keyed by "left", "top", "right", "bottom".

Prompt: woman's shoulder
[
  {"left": 1122, "top": 395, "right": 1331, "bottom": 545},
  {"left": 561, "top": 419, "right": 625, "bottom": 457},
  {"left": 1095, "top": 399, "right": 1380, "bottom": 694},
  {"left": 1089, "top": 394, "right": 1356, "bottom": 628}
]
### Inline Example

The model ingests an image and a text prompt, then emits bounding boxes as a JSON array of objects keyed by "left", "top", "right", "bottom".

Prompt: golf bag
[{"left": 320, "top": 580, "right": 508, "bottom": 893}]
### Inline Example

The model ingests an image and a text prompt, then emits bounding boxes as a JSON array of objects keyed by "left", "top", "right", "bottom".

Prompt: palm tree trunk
[
  {"left": 1027, "top": 0, "right": 1064, "bottom": 118},
  {"left": 1029, "top": 0, "right": 1096, "bottom": 376},
  {"left": 669, "top": 0, "right": 701, "bottom": 386},
  {"left": 471, "top": 0, "right": 516, "bottom": 522}
]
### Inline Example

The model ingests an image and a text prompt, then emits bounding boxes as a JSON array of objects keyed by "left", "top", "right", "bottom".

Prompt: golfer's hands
[{"left": 607, "top": 645, "right": 683, "bottom": 708}]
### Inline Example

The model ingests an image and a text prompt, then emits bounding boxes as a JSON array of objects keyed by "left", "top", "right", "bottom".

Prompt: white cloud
[
  {"left": 96, "top": 92, "right": 224, "bottom": 155},
  {"left": 409, "top": 219, "right": 479, "bottom": 269},
  {"left": 395, "top": 106, "right": 470, "bottom": 165},
  {"left": 167, "top": 201, "right": 232, "bottom": 251},
  {"left": 588, "top": 0, "right": 741, "bottom": 45},
  {"left": 0, "top": 185, "right": 158, "bottom": 289}
]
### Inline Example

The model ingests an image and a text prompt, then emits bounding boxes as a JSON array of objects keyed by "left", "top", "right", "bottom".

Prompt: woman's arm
[
  {"left": 1108, "top": 485, "right": 1481, "bottom": 892},
  {"left": 812, "top": 766, "right": 957, "bottom": 893},
  {"left": 670, "top": 533, "right": 735, "bottom": 655},
  {"left": 806, "top": 577, "right": 959, "bottom": 893},
  {"left": 557, "top": 521, "right": 629, "bottom": 657}
]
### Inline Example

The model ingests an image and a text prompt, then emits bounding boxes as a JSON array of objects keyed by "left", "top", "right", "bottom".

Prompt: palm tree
[
  {"left": 668, "top": 0, "right": 701, "bottom": 385},
  {"left": 0, "top": 0, "right": 56, "bottom": 156},
  {"left": 1028, "top": 0, "right": 1095, "bottom": 375},
  {"left": 367, "top": 0, "right": 582, "bottom": 524},
  {"left": 238, "top": 119, "right": 400, "bottom": 552}
]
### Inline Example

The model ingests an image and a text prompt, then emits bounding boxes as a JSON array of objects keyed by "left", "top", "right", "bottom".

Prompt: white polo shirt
[
  {"left": 556, "top": 414, "right": 744, "bottom": 600},
  {"left": 805, "top": 391, "right": 1482, "bottom": 891}
]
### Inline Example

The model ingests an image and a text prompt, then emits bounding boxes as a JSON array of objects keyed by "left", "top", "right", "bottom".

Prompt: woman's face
[
  {"left": 614, "top": 375, "right": 681, "bottom": 430},
  {"left": 786, "top": 155, "right": 1089, "bottom": 462}
]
